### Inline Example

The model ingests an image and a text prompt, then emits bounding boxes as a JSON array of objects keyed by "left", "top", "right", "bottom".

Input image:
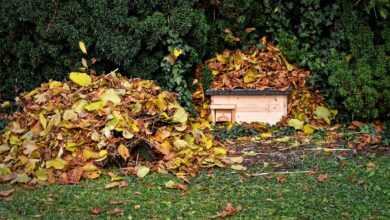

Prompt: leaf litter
[
  {"left": 0, "top": 72, "right": 227, "bottom": 185},
  {"left": 193, "top": 37, "right": 337, "bottom": 130}
]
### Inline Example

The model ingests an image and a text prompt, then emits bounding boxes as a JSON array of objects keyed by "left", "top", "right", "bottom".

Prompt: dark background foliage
[{"left": 0, "top": 0, "right": 389, "bottom": 120}]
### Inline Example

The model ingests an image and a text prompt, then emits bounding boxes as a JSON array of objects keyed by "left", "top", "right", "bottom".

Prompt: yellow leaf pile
[{"left": 0, "top": 72, "right": 225, "bottom": 184}]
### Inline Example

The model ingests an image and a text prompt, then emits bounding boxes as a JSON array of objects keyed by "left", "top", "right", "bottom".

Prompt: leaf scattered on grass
[
  {"left": 164, "top": 180, "right": 188, "bottom": 190},
  {"left": 212, "top": 202, "right": 242, "bottom": 218},
  {"left": 317, "top": 174, "right": 329, "bottom": 182},
  {"left": 0, "top": 189, "right": 15, "bottom": 198},
  {"left": 90, "top": 207, "right": 102, "bottom": 215},
  {"left": 231, "top": 164, "right": 247, "bottom": 171},
  {"left": 136, "top": 166, "right": 150, "bottom": 178}
]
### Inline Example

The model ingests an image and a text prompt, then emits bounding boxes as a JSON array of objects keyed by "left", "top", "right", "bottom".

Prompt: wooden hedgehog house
[{"left": 206, "top": 88, "right": 291, "bottom": 125}]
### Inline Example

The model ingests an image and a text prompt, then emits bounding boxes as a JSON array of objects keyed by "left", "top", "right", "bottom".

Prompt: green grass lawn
[{"left": 0, "top": 155, "right": 389, "bottom": 220}]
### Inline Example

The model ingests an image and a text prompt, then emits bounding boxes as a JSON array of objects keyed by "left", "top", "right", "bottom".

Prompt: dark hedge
[{"left": 0, "top": 0, "right": 389, "bottom": 120}]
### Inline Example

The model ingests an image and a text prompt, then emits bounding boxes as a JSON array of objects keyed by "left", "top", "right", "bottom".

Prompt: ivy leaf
[
  {"left": 69, "top": 72, "right": 92, "bottom": 87},
  {"left": 79, "top": 41, "right": 88, "bottom": 54},
  {"left": 288, "top": 119, "right": 304, "bottom": 130}
]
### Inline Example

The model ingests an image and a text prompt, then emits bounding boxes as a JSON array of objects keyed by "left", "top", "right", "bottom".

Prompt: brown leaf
[
  {"left": 317, "top": 174, "right": 329, "bottom": 182},
  {"left": 105, "top": 180, "right": 128, "bottom": 189},
  {"left": 90, "top": 207, "right": 102, "bottom": 215},
  {"left": 108, "top": 208, "right": 124, "bottom": 216},
  {"left": 276, "top": 175, "right": 287, "bottom": 184},
  {"left": 0, "top": 189, "right": 15, "bottom": 197},
  {"left": 213, "top": 202, "right": 242, "bottom": 218},
  {"left": 67, "top": 167, "right": 83, "bottom": 184}
]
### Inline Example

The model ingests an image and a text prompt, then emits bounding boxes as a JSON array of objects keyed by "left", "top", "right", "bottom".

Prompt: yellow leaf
[
  {"left": 172, "top": 48, "right": 183, "bottom": 58},
  {"left": 118, "top": 144, "right": 129, "bottom": 160},
  {"left": 9, "top": 135, "right": 21, "bottom": 145},
  {"left": 213, "top": 147, "right": 227, "bottom": 156},
  {"left": 216, "top": 54, "right": 227, "bottom": 64},
  {"left": 35, "top": 168, "right": 48, "bottom": 181},
  {"left": 97, "top": 150, "right": 108, "bottom": 160},
  {"left": 39, "top": 112, "right": 47, "bottom": 129},
  {"left": 173, "top": 139, "right": 188, "bottom": 150},
  {"left": 84, "top": 101, "right": 104, "bottom": 111},
  {"left": 79, "top": 41, "right": 88, "bottom": 54},
  {"left": 48, "top": 81, "right": 63, "bottom": 89},
  {"left": 46, "top": 158, "right": 67, "bottom": 170},
  {"left": 72, "top": 99, "right": 88, "bottom": 113},
  {"left": 122, "top": 130, "right": 134, "bottom": 139},
  {"left": 280, "top": 54, "right": 294, "bottom": 71},
  {"left": 314, "top": 106, "right": 331, "bottom": 124},
  {"left": 63, "top": 109, "right": 78, "bottom": 121},
  {"left": 260, "top": 132, "right": 272, "bottom": 139},
  {"left": 65, "top": 142, "right": 78, "bottom": 152},
  {"left": 136, "top": 166, "right": 150, "bottom": 178},
  {"left": 164, "top": 180, "right": 177, "bottom": 188},
  {"left": 0, "top": 101, "right": 11, "bottom": 108},
  {"left": 0, "top": 166, "right": 11, "bottom": 176},
  {"left": 243, "top": 68, "right": 258, "bottom": 83},
  {"left": 69, "top": 72, "right": 92, "bottom": 87},
  {"left": 288, "top": 119, "right": 304, "bottom": 130},
  {"left": 82, "top": 163, "right": 98, "bottom": 172},
  {"left": 83, "top": 149, "right": 98, "bottom": 160},
  {"left": 172, "top": 106, "right": 188, "bottom": 124},
  {"left": 303, "top": 124, "right": 315, "bottom": 135},
  {"left": 159, "top": 141, "right": 172, "bottom": 155},
  {"left": 101, "top": 89, "right": 121, "bottom": 106},
  {"left": 81, "top": 58, "right": 88, "bottom": 68}
]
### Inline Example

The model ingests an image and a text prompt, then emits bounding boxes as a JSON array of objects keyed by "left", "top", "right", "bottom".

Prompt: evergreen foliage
[{"left": 0, "top": 0, "right": 389, "bottom": 120}]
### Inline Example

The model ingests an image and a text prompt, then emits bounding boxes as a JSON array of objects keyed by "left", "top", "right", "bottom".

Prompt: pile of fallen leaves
[
  {"left": 0, "top": 71, "right": 226, "bottom": 184},
  {"left": 206, "top": 38, "right": 309, "bottom": 91},
  {"left": 194, "top": 37, "right": 337, "bottom": 132}
]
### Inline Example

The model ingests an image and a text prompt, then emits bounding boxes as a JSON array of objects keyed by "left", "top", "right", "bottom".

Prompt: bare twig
[
  {"left": 250, "top": 170, "right": 310, "bottom": 177},
  {"left": 303, "top": 148, "right": 352, "bottom": 151}
]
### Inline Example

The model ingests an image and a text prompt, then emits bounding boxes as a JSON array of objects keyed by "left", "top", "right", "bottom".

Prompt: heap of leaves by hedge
[
  {"left": 0, "top": 71, "right": 226, "bottom": 184},
  {"left": 0, "top": 0, "right": 389, "bottom": 120}
]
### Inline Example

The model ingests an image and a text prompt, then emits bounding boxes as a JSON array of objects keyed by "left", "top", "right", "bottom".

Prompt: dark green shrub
[
  {"left": 0, "top": 0, "right": 389, "bottom": 120},
  {"left": 0, "top": 0, "right": 209, "bottom": 110}
]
